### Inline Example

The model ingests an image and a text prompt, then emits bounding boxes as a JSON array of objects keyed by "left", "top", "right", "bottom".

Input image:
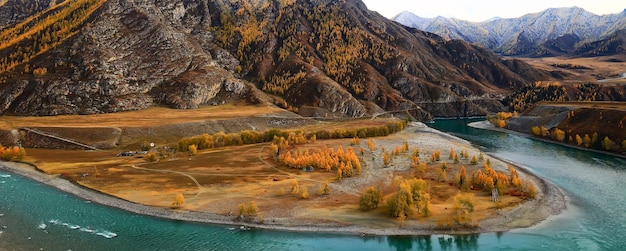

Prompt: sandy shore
[{"left": 0, "top": 124, "right": 566, "bottom": 236}]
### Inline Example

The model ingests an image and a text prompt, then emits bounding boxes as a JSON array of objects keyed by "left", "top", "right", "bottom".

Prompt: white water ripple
[{"left": 46, "top": 219, "right": 117, "bottom": 239}]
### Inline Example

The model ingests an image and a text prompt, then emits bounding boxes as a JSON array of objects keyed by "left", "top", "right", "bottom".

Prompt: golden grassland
[
  {"left": 0, "top": 103, "right": 286, "bottom": 129},
  {"left": 518, "top": 56, "right": 626, "bottom": 85},
  {"left": 21, "top": 122, "right": 533, "bottom": 230},
  {"left": 0, "top": 103, "right": 541, "bottom": 230}
]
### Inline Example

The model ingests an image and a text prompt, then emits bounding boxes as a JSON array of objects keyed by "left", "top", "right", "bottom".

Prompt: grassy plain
[
  {"left": 519, "top": 55, "right": 626, "bottom": 85},
  {"left": 20, "top": 107, "right": 533, "bottom": 230}
]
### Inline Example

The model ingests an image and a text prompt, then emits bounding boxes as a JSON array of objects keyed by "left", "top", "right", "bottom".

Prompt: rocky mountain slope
[
  {"left": 572, "top": 29, "right": 626, "bottom": 57},
  {"left": 394, "top": 7, "right": 626, "bottom": 57},
  {"left": 0, "top": 0, "right": 553, "bottom": 119},
  {"left": 0, "top": 0, "right": 57, "bottom": 29}
]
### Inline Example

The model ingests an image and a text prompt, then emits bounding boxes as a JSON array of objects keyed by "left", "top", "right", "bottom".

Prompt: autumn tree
[
  {"left": 359, "top": 186, "right": 382, "bottom": 211},
  {"left": 367, "top": 138, "right": 376, "bottom": 151},
  {"left": 146, "top": 153, "right": 158, "bottom": 162},
  {"left": 498, "top": 120, "right": 506, "bottom": 128},
  {"left": 188, "top": 144, "right": 198, "bottom": 156},
  {"left": 412, "top": 147, "right": 420, "bottom": 157},
  {"left": 387, "top": 178, "right": 430, "bottom": 217},
  {"left": 401, "top": 141, "right": 409, "bottom": 153},
  {"left": 391, "top": 145, "right": 400, "bottom": 155},
  {"left": 506, "top": 166, "right": 521, "bottom": 188},
  {"left": 470, "top": 156, "right": 478, "bottom": 165},
  {"left": 554, "top": 128, "right": 566, "bottom": 142},
  {"left": 525, "top": 182, "right": 537, "bottom": 199},
  {"left": 270, "top": 144, "right": 279, "bottom": 157},
  {"left": 575, "top": 134, "right": 583, "bottom": 146},
  {"left": 238, "top": 203, "right": 246, "bottom": 216},
  {"left": 601, "top": 136, "right": 616, "bottom": 151},
  {"left": 436, "top": 167, "right": 448, "bottom": 182},
  {"left": 412, "top": 156, "right": 426, "bottom": 177},
  {"left": 301, "top": 187, "right": 309, "bottom": 199},
  {"left": 592, "top": 132, "right": 599, "bottom": 146},
  {"left": 531, "top": 126, "right": 541, "bottom": 136},
  {"left": 0, "top": 145, "right": 26, "bottom": 161},
  {"left": 456, "top": 166, "right": 470, "bottom": 191},
  {"left": 583, "top": 134, "right": 592, "bottom": 148},
  {"left": 171, "top": 193, "right": 185, "bottom": 208},
  {"left": 540, "top": 126, "right": 550, "bottom": 137},
  {"left": 290, "top": 180, "right": 300, "bottom": 195},
  {"left": 247, "top": 201, "right": 258, "bottom": 216},
  {"left": 452, "top": 193, "right": 477, "bottom": 227},
  {"left": 350, "top": 137, "right": 361, "bottom": 146},
  {"left": 319, "top": 181, "right": 330, "bottom": 195},
  {"left": 383, "top": 151, "right": 390, "bottom": 167}
]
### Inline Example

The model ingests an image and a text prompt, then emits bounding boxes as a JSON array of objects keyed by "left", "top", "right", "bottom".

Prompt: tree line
[{"left": 177, "top": 120, "right": 406, "bottom": 154}]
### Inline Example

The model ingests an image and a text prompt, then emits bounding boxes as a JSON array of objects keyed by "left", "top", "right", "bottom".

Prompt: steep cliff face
[{"left": 0, "top": 0, "right": 551, "bottom": 119}]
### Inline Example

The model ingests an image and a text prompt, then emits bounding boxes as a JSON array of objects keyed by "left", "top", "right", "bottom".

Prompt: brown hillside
[
  {"left": 0, "top": 0, "right": 553, "bottom": 119},
  {"left": 506, "top": 102, "right": 626, "bottom": 155}
]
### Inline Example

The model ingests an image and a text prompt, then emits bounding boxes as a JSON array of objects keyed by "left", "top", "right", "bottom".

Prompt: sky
[{"left": 361, "top": 0, "right": 626, "bottom": 22}]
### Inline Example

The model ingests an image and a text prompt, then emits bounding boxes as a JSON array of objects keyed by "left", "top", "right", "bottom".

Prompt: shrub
[
  {"left": 171, "top": 193, "right": 185, "bottom": 208},
  {"left": 300, "top": 187, "right": 309, "bottom": 199},
  {"left": 146, "top": 153, "right": 158, "bottom": 162},
  {"left": 290, "top": 180, "right": 299, "bottom": 195},
  {"left": 247, "top": 201, "right": 258, "bottom": 215},
  {"left": 359, "top": 186, "right": 382, "bottom": 211}
]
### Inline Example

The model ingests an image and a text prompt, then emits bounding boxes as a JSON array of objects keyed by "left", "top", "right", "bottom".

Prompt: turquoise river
[{"left": 1, "top": 118, "right": 625, "bottom": 250}]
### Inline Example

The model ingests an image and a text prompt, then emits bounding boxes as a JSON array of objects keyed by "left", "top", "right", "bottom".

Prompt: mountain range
[
  {"left": 393, "top": 7, "right": 626, "bottom": 57},
  {"left": 0, "top": 0, "right": 556, "bottom": 119}
]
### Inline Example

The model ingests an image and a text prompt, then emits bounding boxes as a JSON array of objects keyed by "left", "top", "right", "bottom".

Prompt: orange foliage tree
[{"left": 0, "top": 145, "right": 26, "bottom": 161}]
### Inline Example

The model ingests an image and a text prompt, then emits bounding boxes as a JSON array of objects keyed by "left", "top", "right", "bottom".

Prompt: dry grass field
[
  {"left": 0, "top": 102, "right": 285, "bottom": 129},
  {"left": 22, "top": 120, "right": 529, "bottom": 230},
  {"left": 518, "top": 56, "right": 626, "bottom": 85}
]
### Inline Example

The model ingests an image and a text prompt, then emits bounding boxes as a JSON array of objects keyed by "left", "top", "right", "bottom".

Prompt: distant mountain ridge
[{"left": 393, "top": 7, "right": 626, "bottom": 57}]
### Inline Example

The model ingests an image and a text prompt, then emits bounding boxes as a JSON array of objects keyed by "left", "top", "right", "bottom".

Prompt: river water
[{"left": 1, "top": 118, "right": 625, "bottom": 250}]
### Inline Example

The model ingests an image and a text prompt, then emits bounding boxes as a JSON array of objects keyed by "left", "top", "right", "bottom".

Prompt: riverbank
[
  {"left": 0, "top": 125, "right": 566, "bottom": 236},
  {"left": 470, "top": 120, "right": 626, "bottom": 160}
]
